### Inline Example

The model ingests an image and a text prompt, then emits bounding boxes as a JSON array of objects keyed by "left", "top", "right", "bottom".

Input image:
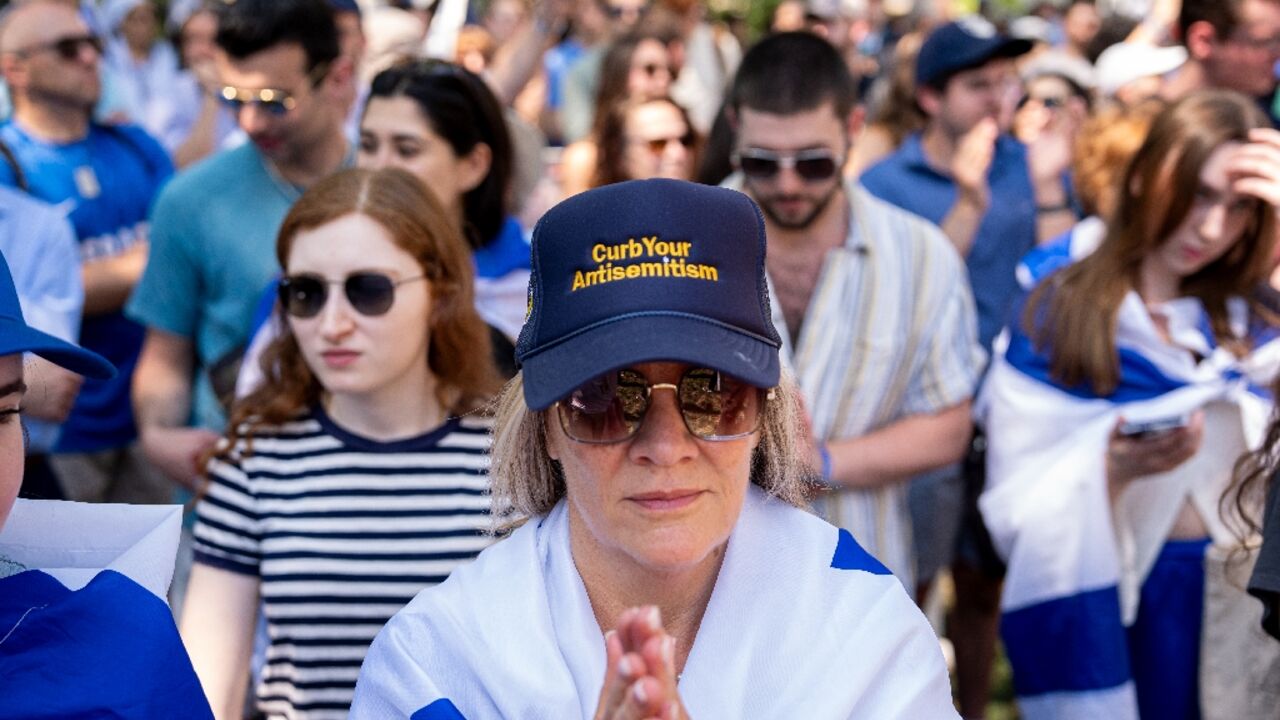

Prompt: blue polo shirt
[
  {"left": 859, "top": 133, "right": 1037, "bottom": 350},
  {"left": 0, "top": 121, "right": 172, "bottom": 452}
]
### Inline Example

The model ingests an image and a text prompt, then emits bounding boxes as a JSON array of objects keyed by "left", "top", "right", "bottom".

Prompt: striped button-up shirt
[{"left": 770, "top": 182, "right": 985, "bottom": 588}]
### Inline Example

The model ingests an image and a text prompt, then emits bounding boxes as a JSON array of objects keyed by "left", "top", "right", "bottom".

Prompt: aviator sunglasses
[
  {"left": 556, "top": 367, "right": 773, "bottom": 444},
  {"left": 218, "top": 63, "right": 330, "bottom": 117},
  {"left": 278, "top": 273, "right": 426, "bottom": 319},
  {"left": 16, "top": 34, "right": 102, "bottom": 61},
  {"left": 735, "top": 148, "right": 840, "bottom": 182}
]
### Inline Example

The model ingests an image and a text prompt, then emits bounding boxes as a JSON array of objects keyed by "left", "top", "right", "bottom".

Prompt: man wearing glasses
[
  {"left": 1163, "top": 0, "right": 1280, "bottom": 125},
  {"left": 723, "top": 32, "right": 983, "bottom": 599},
  {"left": 127, "top": 0, "right": 354, "bottom": 491},
  {"left": 0, "top": 0, "right": 173, "bottom": 507}
]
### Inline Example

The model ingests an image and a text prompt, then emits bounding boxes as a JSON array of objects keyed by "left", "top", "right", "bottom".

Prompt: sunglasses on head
[
  {"left": 17, "top": 34, "right": 102, "bottom": 61},
  {"left": 556, "top": 367, "right": 772, "bottom": 444},
  {"left": 735, "top": 148, "right": 840, "bottom": 182},
  {"left": 278, "top": 272, "right": 426, "bottom": 319}
]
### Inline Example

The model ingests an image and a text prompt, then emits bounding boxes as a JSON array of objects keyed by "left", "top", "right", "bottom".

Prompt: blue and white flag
[
  {"left": 0, "top": 499, "right": 212, "bottom": 719},
  {"left": 351, "top": 485, "right": 959, "bottom": 719},
  {"left": 977, "top": 256, "right": 1279, "bottom": 719}
]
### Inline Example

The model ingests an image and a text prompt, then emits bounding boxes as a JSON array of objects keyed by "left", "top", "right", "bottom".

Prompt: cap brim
[
  {"left": 519, "top": 314, "right": 780, "bottom": 411},
  {"left": 0, "top": 319, "right": 116, "bottom": 380}
]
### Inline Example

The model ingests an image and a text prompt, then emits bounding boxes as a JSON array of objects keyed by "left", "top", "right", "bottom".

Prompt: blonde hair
[{"left": 487, "top": 370, "right": 811, "bottom": 530}]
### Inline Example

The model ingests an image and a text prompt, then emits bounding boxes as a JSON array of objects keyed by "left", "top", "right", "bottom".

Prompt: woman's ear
[{"left": 458, "top": 142, "right": 493, "bottom": 194}]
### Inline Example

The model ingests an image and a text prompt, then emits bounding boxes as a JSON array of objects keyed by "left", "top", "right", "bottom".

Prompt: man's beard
[{"left": 753, "top": 182, "right": 842, "bottom": 230}]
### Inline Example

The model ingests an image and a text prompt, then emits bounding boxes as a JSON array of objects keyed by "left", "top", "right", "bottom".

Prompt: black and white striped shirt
[{"left": 192, "top": 408, "right": 492, "bottom": 719}]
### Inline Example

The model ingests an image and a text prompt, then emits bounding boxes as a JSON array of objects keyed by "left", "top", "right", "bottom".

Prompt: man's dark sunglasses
[
  {"left": 17, "top": 34, "right": 102, "bottom": 61},
  {"left": 278, "top": 272, "right": 426, "bottom": 319},
  {"left": 735, "top": 148, "right": 840, "bottom": 182}
]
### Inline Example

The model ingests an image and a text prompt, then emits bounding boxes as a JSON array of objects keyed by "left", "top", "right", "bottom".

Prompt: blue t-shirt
[
  {"left": 126, "top": 142, "right": 300, "bottom": 431},
  {"left": 544, "top": 39, "right": 586, "bottom": 112},
  {"left": 0, "top": 121, "right": 172, "bottom": 452},
  {"left": 859, "top": 133, "right": 1037, "bottom": 351}
]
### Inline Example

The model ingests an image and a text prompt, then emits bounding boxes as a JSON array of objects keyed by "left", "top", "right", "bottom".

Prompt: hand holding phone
[{"left": 1117, "top": 413, "right": 1191, "bottom": 439}]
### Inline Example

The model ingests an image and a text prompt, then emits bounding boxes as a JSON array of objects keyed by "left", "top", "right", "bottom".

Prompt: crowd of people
[{"left": 1, "top": 0, "right": 1280, "bottom": 718}]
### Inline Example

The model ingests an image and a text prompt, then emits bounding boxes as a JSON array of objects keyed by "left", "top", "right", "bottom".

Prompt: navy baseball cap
[
  {"left": 515, "top": 179, "right": 782, "bottom": 411},
  {"left": 328, "top": 0, "right": 361, "bottom": 15},
  {"left": 916, "top": 17, "right": 1032, "bottom": 89},
  {"left": 0, "top": 251, "right": 114, "bottom": 380}
]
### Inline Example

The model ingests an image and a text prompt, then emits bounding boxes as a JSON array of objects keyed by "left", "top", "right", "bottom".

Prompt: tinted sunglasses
[
  {"left": 643, "top": 134, "right": 694, "bottom": 154},
  {"left": 278, "top": 273, "right": 426, "bottom": 319},
  {"left": 639, "top": 62, "right": 670, "bottom": 78},
  {"left": 556, "top": 367, "right": 772, "bottom": 444},
  {"left": 17, "top": 34, "right": 102, "bottom": 61},
  {"left": 736, "top": 148, "right": 840, "bottom": 182},
  {"left": 217, "top": 63, "right": 330, "bottom": 117}
]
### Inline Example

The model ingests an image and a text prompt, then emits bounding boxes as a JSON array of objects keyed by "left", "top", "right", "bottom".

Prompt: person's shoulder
[
  {"left": 153, "top": 144, "right": 259, "bottom": 210},
  {"left": 0, "top": 182, "right": 57, "bottom": 217},
  {"left": 92, "top": 122, "right": 167, "bottom": 158},
  {"left": 755, "top": 492, "right": 894, "bottom": 578},
  {"left": 850, "top": 184, "right": 962, "bottom": 261}
]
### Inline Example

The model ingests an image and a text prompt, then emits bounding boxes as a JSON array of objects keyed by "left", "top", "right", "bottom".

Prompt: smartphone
[{"left": 1118, "top": 414, "right": 1190, "bottom": 439}]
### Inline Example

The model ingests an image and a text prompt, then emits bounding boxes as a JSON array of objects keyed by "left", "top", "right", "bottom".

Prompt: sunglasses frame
[
  {"left": 278, "top": 272, "right": 426, "bottom": 319},
  {"left": 734, "top": 148, "right": 841, "bottom": 182},
  {"left": 16, "top": 34, "right": 102, "bottom": 62},
  {"left": 555, "top": 367, "right": 775, "bottom": 445},
  {"left": 216, "top": 62, "right": 332, "bottom": 117}
]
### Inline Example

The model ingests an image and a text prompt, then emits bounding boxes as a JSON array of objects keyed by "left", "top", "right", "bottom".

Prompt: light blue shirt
[
  {"left": 126, "top": 143, "right": 299, "bottom": 431},
  {"left": 0, "top": 186, "right": 83, "bottom": 451}
]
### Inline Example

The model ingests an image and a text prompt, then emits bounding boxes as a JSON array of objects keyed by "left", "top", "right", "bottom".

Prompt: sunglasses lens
[
  {"left": 559, "top": 370, "right": 648, "bottom": 443},
  {"left": 344, "top": 273, "right": 397, "bottom": 316},
  {"left": 678, "top": 369, "right": 762, "bottom": 439},
  {"left": 53, "top": 36, "right": 98, "bottom": 61},
  {"left": 263, "top": 99, "right": 291, "bottom": 117},
  {"left": 739, "top": 155, "right": 780, "bottom": 179},
  {"left": 557, "top": 368, "right": 765, "bottom": 443},
  {"left": 279, "top": 276, "right": 327, "bottom": 318},
  {"left": 794, "top": 156, "right": 837, "bottom": 181}
]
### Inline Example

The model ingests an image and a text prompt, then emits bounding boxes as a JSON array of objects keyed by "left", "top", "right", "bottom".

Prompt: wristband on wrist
[{"left": 818, "top": 443, "right": 833, "bottom": 485}]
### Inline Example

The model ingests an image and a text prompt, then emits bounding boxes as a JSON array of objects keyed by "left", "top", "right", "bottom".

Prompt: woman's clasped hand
[{"left": 595, "top": 606, "right": 687, "bottom": 720}]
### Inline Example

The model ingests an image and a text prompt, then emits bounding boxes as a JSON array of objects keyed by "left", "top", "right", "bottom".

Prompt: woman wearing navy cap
[
  {"left": 351, "top": 179, "right": 958, "bottom": 719},
  {"left": 0, "top": 249, "right": 212, "bottom": 718}
]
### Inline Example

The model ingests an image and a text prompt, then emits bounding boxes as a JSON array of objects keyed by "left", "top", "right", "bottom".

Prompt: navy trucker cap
[
  {"left": 916, "top": 16, "right": 1032, "bottom": 89},
  {"left": 515, "top": 178, "right": 782, "bottom": 411},
  {"left": 0, "top": 251, "right": 114, "bottom": 380}
]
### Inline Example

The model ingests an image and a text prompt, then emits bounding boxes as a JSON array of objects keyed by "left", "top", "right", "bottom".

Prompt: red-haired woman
[{"left": 180, "top": 168, "right": 501, "bottom": 719}]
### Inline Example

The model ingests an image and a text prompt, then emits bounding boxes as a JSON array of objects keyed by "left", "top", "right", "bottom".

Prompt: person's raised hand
[
  {"left": 952, "top": 118, "right": 998, "bottom": 209},
  {"left": 1229, "top": 128, "right": 1280, "bottom": 208}
]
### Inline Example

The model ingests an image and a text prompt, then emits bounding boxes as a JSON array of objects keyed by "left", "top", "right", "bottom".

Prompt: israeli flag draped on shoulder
[
  {"left": 351, "top": 485, "right": 959, "bottom": 719},
  {"left": 0, "top": 499, "right": 212, "bottom": 719},
  {"left": 977, "top": 233, "right": 1279, "bottom": 720}
]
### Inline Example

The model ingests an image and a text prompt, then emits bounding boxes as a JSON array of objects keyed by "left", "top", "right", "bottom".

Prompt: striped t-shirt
[{"left": 192, "top": 408, "right": 492, "bottom": 719}]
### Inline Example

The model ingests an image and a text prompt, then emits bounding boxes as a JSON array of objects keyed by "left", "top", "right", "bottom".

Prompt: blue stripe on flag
[
  {"left": 830, "top": 528, "right": 891, "bottom": 575},
  {"left": 412, "top": 698, "right": 468, "bottom": 719},
  {"left": 1005, "top": 324, "right": 1186, "bottom": 403},
  {"left": 1001, "top": 585, "right": 1131, "bottom": 697},
  {"left": 0, "top": 569, "right": 212, "bottom": 718}
]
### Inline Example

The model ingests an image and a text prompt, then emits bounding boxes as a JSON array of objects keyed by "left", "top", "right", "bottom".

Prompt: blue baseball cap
[
  {"left": 916, "top": 17, "right": 1032, "bottom": 89},
  {"left": 328, "top": 0, "right": 361, "bottom": 16},
  {"left": 515, "top": 179, "right": 782, "bottom": 411},
  {"left": 0, "top": 251, "right": 114, "bottom": 380}
]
